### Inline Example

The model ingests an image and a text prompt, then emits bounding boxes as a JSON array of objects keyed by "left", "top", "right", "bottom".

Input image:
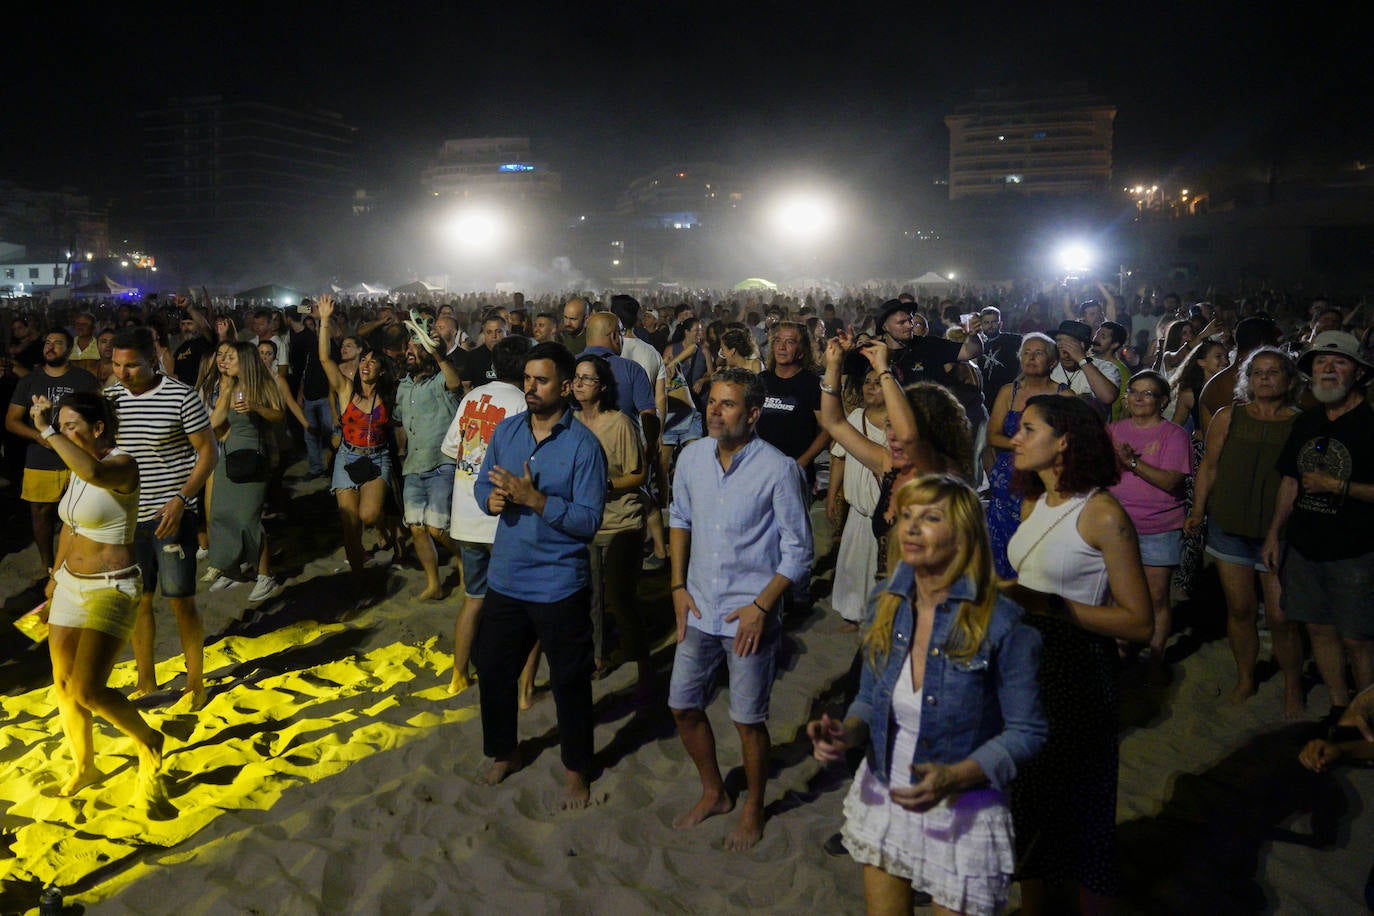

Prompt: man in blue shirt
[
  {"left": 472, "top": 342, "right": 607, "bottom": 809},
  {"left": 581, "top": 312, "right": 655, "bottom": 424},
  {"left": 668, "top": 367, "right": 814, "bottom": 851}
]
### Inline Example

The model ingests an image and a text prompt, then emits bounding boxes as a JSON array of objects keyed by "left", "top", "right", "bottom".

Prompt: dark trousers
[{"left": 474, "top": 586, "right": 595, "bottom": 773}]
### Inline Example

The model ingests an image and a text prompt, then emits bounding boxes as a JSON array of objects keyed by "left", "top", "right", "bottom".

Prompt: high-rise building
[
  {"left": 616, "top": 163, "right": 746, "bottom": 228},
  {"left": 421, "top": 137, "right": 561, "bottom": 203},
  {"left": 944, "top": 84, "right": 1115, "bottom": 200},
  {"left": 137, "top": 95, "right": 357, "bottom": 264}
]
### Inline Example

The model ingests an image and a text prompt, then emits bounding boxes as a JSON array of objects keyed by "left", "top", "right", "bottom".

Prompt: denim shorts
[
  {"left": 1281, "top": 546, "right": 1374, "bottom": 639},
  {"left": 134, "top": 515, "right": 199, "bottom": 598},
  {"left": 458, "top": 541, "right": 491, "bottom": 598},
  {"left": 331, "top": 443, "right": 393, "bottom": 493},
  {"left": 661, "top": 404, "right": 702, "bottom": 446},
  {"left": 1138, "top": 529, "right": 1182, "bottom": 567},
  {"left": 1204, "top": 520, "right": 1267, "bottom": 571},
  {"left": 668, "top": 624, "right": 778, "bottom": 725},
  {"left": 403, "top": 462, "right": 456, "bottom": 529}
]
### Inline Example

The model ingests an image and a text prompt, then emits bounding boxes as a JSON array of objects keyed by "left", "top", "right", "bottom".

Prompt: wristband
[
  {"left": 40, "top": 426, "right": 58, "bottom": 440},
  {"left": 174, "top": 493, "right": 191, "bottom": 506},
  {"left": 819, "top": 382, "right": 840, "bottom": 396},
  {"left": 878, "top": 369, "right": 894, "bottom": 380},
  {"left": 752, "top": 599, "right": 768, "bottom": 613},
  {"left": 671, "top": 583, "right": 686, "bottom": 592}
]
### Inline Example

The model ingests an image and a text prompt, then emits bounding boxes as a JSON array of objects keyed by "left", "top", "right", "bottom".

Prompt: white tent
[{"left": 907, "top": 271, "right": 954, "bottom": 289}]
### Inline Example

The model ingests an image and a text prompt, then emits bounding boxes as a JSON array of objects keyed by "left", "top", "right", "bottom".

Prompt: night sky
[{"left": 5, "top": 3, "right": 1365, "bottom": 211}]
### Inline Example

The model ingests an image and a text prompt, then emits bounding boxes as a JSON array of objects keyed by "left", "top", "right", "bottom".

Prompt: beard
[
  {"left": 43, "top": 354, "right": 68, "bottom": 368},
  {"left": 1311, "top": 379, "right": 1353, "bottom": 404}
]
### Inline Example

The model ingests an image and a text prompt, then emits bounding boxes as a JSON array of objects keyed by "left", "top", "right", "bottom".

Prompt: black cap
[
  {"left": 1054, "top": 320, "right": 1093, "bottom": 345},
  {"left": 876, "top": 299, "right": 913, "bottom": 332}
]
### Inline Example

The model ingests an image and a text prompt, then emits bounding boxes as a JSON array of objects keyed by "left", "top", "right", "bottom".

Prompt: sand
[{"left": 1, "top": 473, "right": 1371, "bottom": 915}]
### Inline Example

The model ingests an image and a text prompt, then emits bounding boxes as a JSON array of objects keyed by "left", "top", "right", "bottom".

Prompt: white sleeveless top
[
  {"left": 57, "top": 447, "right": 140, "bottom": 546},
  {"left": 1006, "top": 490, "right": 1110, "bottom": 605}
]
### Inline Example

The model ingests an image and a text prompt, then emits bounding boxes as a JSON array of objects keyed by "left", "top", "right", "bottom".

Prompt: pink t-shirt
[{"left": 1108, "top": 418, "right": 1192, "bottom": 534}]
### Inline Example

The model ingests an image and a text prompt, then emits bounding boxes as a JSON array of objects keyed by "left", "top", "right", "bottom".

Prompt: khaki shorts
[{"left": 22, "top": 467, "right": 71, "bottom": 503}]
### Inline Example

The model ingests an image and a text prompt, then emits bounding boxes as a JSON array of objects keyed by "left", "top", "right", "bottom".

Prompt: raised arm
[
  {"left": 316, "top": 294, "right": 348, "bottom": 396},
  {"left": 29, "top": 397, "right": 138, "bottom": 493},
  {"left": 818, "top": 333, "right": 889, "bottom": 475}
]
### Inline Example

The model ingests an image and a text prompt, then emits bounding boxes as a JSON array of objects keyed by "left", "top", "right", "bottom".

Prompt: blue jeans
[{"left": 302, "top": 397, "right": 336, "bottom": 475}]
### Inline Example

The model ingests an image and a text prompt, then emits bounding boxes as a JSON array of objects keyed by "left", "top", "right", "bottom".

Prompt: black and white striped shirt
[{"left": 106, "top": 376, "right": 212, "bottom": 523}]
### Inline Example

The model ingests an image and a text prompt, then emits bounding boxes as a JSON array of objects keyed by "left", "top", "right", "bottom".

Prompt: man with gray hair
[{"left": 1263, "top": 330, "right": 1374, "bottom": 711}]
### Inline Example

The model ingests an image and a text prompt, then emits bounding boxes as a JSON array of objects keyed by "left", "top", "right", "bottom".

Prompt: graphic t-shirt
[
  {"left": 891, "top": 336, "right": 963, "bottom": 387},
  {"left": 756, "top": 369, "right": 821, "bottom": 461},
  {"left": 9, "top": 367, "right": 100, "bottom": 469},
  {"left": 441, "top": 380, "right": 527, "bottom": 544},
  {"left": 1276, "top": 400, "right": 1374, "bottom": 559}
]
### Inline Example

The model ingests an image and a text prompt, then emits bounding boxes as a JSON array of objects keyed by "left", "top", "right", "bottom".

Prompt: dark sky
[{"left": 5, "top": 3, "right": 1365, "bottom": 209}]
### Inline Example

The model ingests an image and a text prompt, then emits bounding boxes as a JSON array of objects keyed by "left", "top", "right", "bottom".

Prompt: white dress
[
  {"left": 841, "top": 652, "right": 1017, "bottom": 916},
  {"left": 829, "top": 407, "right": 887, "bottom": 623}
]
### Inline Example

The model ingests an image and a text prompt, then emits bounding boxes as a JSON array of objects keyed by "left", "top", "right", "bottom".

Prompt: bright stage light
[
  {"left": 1057, "top": 243, "right": 1094, "bottom": 274},
  {"left": 770, "top": 193, "right": 837, "bottom": 244},
  {"left": 443, "top": 207, "right": 507, "bottom": 255}
]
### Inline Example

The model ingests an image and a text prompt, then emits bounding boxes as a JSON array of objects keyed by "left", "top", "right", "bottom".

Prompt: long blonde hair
[
  {"left": 215, "top": 341, "right": 283, "bottom": 413},
  {"left": 864, "top": 474, "right": 1000, "bottom": 665}
]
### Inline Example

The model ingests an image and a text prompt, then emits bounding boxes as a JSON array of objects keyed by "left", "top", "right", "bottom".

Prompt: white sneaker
[
  {"left": 201, "top": 566, "right": 222, "bottom": 583},
  {"left": 196, "top": 546, "right": 209, "bottom": 561},
  {"left": 209, "top": 576, "right": 238, "bottom": 592},
  {"left": 249, "top": 575, "right": 278, "bottom": 602}
]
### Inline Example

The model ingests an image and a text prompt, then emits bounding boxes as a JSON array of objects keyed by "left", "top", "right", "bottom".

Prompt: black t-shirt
[
  {"left": 173, "top": 334, "right": 214, "bottom": 386},
  {"left": 890, "top": 336, "right": 963, "bottom": 387},
  {"left": 291, "top": 328, "right": 335, "bottom": 401},
  {"left": 8, "top": 366, "right": 100, "bottom": 469},
  {"left": 757, "top": 368, "right": 821, "bottom": 461},
  {"left": 1276, "top": 400, "right": 1374, "bottom": 559},
  {"left": 460, "top": 346, "right": 497, "bottom": 386},
  {"left": 979, "top": 332, "right": 1022, "bottom": 406}
]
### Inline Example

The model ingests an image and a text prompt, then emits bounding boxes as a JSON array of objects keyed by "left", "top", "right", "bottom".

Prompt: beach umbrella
[{"left": 731, "top": 277, "right": 777, "bottom": 291}]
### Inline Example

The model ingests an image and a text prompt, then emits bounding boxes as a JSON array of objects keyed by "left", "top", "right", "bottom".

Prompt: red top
[{"left": 340, "top": 395, "right": 390, "bottom": 448}]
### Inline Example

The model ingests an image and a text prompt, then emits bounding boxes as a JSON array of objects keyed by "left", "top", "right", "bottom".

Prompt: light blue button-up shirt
[{"left": 669, "top": 434, "right": 813, "bottom": 637}]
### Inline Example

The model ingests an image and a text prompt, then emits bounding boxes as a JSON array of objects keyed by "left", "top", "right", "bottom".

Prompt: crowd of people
[{"left": 3, "top": 279, "right": 1374, "bottom": 914}]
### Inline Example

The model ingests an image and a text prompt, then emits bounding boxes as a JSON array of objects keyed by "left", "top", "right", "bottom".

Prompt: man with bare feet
[
  {"left": 668, "top": 368, "right": 813, "bottom": 850},
  {"left": 396, "top": 324, "right": 464, "bottom": 600},
  {"left": 107, "top": 327, "right": 216, "bottom": 711},
  {"left": 472, "top": 342, "right": 607, "bottom": 808},
  {"left": 441, "top": 336, "right": 530, "bottom": 693}
]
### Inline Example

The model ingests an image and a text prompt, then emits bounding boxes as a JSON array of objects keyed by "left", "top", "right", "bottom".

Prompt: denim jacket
[{"left": 846, "top": 565, "right": 1047, "bottom": 791}]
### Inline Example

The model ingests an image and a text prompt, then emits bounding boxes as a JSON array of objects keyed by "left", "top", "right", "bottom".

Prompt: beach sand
[{"left": 1, "top": 475, "right": 1370, "bottom": 914}]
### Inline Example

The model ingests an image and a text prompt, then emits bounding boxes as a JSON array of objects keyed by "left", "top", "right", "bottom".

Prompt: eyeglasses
[
  {"left": 573, "top": 375, "right": 601, "bottom": 385},
  {"left": 1127, "top": 388, "right": 1161, "bottom": 399}
]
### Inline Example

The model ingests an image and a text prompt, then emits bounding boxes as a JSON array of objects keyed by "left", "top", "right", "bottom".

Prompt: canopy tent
[
  {"left": 334, "top": 282, "right": 390, "bottom": 297},
  {"left": 906, "top": 271, "right": 954, "bottom": 289},
  {"left": 390, "top": 280, "right": 444, "bottom": 297},
  {"left": 231, "top": 284, "right": 302, "bottom": 305},
  {"left": 72, "top": 276, "right": 137, "bottom": 297},
  {"left": 731, "top": 277, "right": 777, "bottom": 292}
]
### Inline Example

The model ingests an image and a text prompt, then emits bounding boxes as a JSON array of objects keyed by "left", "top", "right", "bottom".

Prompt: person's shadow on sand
[{"left": 1117, "top": 722, "right": 1350, "bottom": 912}]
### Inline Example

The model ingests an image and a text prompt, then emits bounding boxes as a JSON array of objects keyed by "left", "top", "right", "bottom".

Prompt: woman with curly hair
[
  {"left": 1004, "top": 395, "right": 1152, "bottom": 914},
  {"left": 808, "top": 474, "right": 1047, "bottom": 916},
  {"left": 719, "top": 326, "right": 763, "bottom": 373}
]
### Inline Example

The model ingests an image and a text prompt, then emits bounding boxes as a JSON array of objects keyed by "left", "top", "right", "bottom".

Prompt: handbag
[{"left": 225, "top": 448, "right": 267, "bottom": 483}]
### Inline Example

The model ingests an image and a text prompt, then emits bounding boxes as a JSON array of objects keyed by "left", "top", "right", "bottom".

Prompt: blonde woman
[
  {"left": 202, "top": 341, "right": 283, "bottom": 600},
  {"left": 809, "top": 475, "right": 1046, "bottom": 916}
]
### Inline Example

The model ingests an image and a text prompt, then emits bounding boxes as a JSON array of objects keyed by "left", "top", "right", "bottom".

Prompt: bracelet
[
  {"left": 818, "top": 382, "right": 840, "bottom": 396},
  {"left": 671, "top": 583, "right": 686, "bottom": 592},
  {"left": 752, "top": 599, "right": 768, "bottom": 613},
  {"left": 174, "top": 493, "right": 191, "bottom": 506},
  {"left": 40, "top": 426, "right": 58, "bottom": 440},
  {"left": 877, "top": 369, "right": 894, "bottom": 380}
]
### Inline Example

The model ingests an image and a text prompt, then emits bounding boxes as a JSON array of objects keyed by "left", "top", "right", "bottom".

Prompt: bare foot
[
  {"left": 173, "top": 687, "right": 207, "bottom": 712},
  {"left": 673, "top": 790, "right": 733, "bottom": 829},
  {"left": 58, "top": 765, "right": 106, "bottom": 797},
  {"left": 560, "top": 771, "right": 591, "bottom": 810},
  {"left": 1225, "top": 683, "right": 1257, "bottom": 705},
  {"left": 129, "top": 682, "right": 158, "bottom": 701},
  {"left": 478, "top": 754, "right": 521, "bottom": 786},
  {"left": 1282, "top": 694, "right": 1306, "bottom": 721},
  {"left": 448, "top": 671, "right": 475, "bottom": 695},
  {"left": 416, "top": 585, "right": 445, "bottom": 601},
  {"left": 723, "top": 808, "right": 765, "bottom": 851},
  {"left": 138, "top": 730, "right": 165, "bottom": 781}
]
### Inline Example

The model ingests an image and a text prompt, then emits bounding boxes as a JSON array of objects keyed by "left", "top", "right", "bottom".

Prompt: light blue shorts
[
  {"left": 1138, "top": 529, "right": 1182, "bottom": 567},
  {"left": 403, "top": 463, "right": 456, "bottom": 529},
  {"left": 1204, "top": 520, "right": 1267, "bottom": 572},
  {"left": 668, "top": 624, "right": 777, "bottom": 725}
]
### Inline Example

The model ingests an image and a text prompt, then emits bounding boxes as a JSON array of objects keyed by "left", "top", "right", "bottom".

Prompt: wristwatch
[
  {"left": 1130, "top": 456, "right": 1139, "bottom": 471},
  {"left": 1082, "top": 355, "right": 1094, "bottom": 365}
]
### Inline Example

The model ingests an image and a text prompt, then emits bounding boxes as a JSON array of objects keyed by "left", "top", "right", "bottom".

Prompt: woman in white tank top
[
  {"left": 1002, "top": 395, "right": 1152, "bottom": 914},
  {"left": 30, "top": 392, "right": 165, "bottom": 799}
]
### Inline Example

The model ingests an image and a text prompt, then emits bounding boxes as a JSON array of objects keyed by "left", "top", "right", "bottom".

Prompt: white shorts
[{"left": 48, "top": 564, "right": 142, "bottom": 641}]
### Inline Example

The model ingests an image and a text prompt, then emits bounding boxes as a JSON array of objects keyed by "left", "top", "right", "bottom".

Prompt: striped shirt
[{"left": 106, "top": 375, "right": 212, "bottom": 522}]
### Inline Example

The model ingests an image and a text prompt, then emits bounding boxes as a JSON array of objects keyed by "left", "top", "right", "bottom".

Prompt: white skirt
[{"left": 842, "top": 764, "right": 1016, "bottom": 915}]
